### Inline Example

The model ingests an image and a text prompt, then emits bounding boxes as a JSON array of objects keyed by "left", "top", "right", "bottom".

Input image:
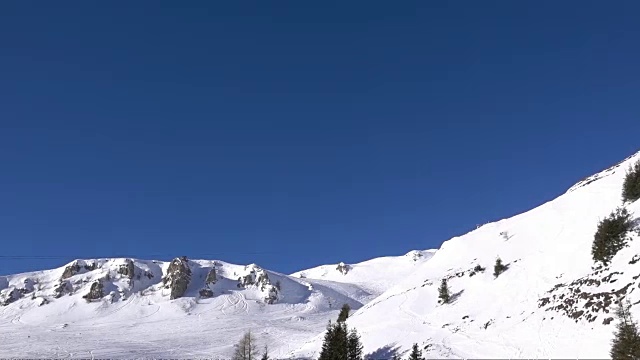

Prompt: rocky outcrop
[
  {"left": 205, "top": 268, "right": 217, "bottom": 285},
  {"left": 198, "top": 267, "right": 217, "bottom": 299},
  {"left": 61, "top": 262, "right": 81, "bottom": 280},
  {"left": 199, "top": 288, "right": 214, "bottom": 298},
  {"left": 17, "top": 278, "right": 36, "bottom": 295},
  {"left": 237, "top": 265, "right": 279, "bottom": 304},
  {"left": 61, "top": 261, "right": 98, "bottom": 280},
  {"left": 54, "top": 281, "right": 72, "bottom": 298},
  {"left": 118, "top": 259, "right": 136, "bottom": 279},
  {"left": 82, "top": 280, "right": 104, "bottom": 301},
  {"left": 162, "top": 256, "right": 191, "bottom": 300},
  {"left": 336, "top": 262, "right": 350, "bottom": 275},
  {"left": 1, "top": 288, "right": 22, "bottom": 306}
]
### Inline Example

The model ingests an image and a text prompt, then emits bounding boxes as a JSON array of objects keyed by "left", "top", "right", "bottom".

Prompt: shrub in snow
[
  {"left": 622, "top": 160, "right": 640, "bottom": 203},
  {"left": 469, "top": 264, "right": 486, "bottom": 277},
  {"left": 592, "top": 207, "right": 633, "bottom": 265},
  {"left": 610, "top": 299, "right": 640, "bottom": 359},
  {"left": 493, "top": 257, "right": 508, "bottom": 278},
  {"left": 438, "top": 278, "right": 451, "bottom": 304}
]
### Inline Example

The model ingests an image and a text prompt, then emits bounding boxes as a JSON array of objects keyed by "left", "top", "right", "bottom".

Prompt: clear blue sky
[{"left": 1, "top": 2, "right": 639, "bottom": 275}]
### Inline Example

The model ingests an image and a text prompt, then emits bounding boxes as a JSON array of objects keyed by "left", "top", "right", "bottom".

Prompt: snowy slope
[
  {"left": 291, "top": 250, "right": 436, "bottom": 299},
  {"left": 291, "top": 149, "right": 640, "bottom": 359},
  {"left": 2, "top": 149, "right": 640, "bottom": 359}
]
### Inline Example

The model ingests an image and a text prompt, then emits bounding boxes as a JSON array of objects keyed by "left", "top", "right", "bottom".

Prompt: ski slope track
[{"left": 2, "top": 149, "right": 640, "bottom": 358}]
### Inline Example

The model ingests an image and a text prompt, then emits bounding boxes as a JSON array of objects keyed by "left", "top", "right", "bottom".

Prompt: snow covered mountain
[
  {"left": 291, "top": 149, "right": 640, "bottom": 359},
  {"left": 1, "top": 149, "right": 640, "bottom": 359}
]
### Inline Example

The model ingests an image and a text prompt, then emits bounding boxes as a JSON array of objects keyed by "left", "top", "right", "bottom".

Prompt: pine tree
[
  {"left": 347, "top": 328, "right": 364, "bottom": 360},
  {"left": 407, "top": 343, "right": 424, "bottom": 360},
  {"left": 622, "top": 160, "right": 640, "bottom": 203},
  {"left": 438, "top": 278, "right": 451, "bottom": 304},
  {"left": 493, "top": 257, "right": 507, "bottom": 278},
  {"left": 232, "top": 331, "right": 259, "bottom": 360},
  {"left": 318, "top": 322, "right": 335, "bottom": 360},
  {"left": 610, "top": 299, "right": 640, "bottom": 360},
  {"left": 592, "top": 207, "right": 633, "bottom": 265},
  {"left": 260, "top": 344, "right": 269, "bottom": 360},
  {"left": 337, "top": 303, "right": 351, "bottom": 323},
  {"left": 318, "top": 321, "right": 349, "bottom": 360}
]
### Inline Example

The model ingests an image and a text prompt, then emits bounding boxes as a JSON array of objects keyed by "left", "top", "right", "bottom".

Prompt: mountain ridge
[{"left": 1, "top": 149, "right": 640, "bottom": 358}]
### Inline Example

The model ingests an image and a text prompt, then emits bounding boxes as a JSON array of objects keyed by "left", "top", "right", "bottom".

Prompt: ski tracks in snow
[{"left": 220, "top": 291, "right": 248, "bottom": 315}]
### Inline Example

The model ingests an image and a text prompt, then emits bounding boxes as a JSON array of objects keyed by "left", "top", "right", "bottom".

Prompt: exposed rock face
[
  {"left": 1, "top": 288, "right": 22, "bottom": 306},
  {"left": 198, "top": 267, "right": 217, "bottom": 299},
  {"left": 54, "top": 281, "right": 72, "bottom": 298},
  {"left": 162, "top": 256, "right": 191, "bottom": 300},
  {"left": 199, "top": 288, "right": 214, "bottom": 298},
  {"left": 61, "top": 262, "right": 81, "bottom": 280},
  {"left": 336, "top": 262, "right": 350, "bottom": 275},
  {"left": 82, "top": 280, "right": 104, "bottom": 301},
  {"left": 18, "top": 278, "right": 36, "bottom": 295},
  {"left": 406, "top": 250, "right": 424, "bottom": 262},
  {"left": 237, "top": 265, "right": 279, "bottom": 304},
  {"left": 118, "top": 259, "right": 136, "bottom": 279},
  {"left": 205, "top": 268, "right": 217, "bottom": 285}
]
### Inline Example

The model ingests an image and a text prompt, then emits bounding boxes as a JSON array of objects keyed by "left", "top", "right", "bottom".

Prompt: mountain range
[{"left": 1, "top": 149, "right": 640, "bottom": 359}]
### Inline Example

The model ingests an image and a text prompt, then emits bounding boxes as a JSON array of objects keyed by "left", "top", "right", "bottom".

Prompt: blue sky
[{"left": 1, "top": 2, "right": 639, "bottom": 275}]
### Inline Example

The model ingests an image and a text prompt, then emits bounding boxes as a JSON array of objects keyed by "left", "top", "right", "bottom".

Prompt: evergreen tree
[
  {"left": 407, "top": 343, "right": 424, "bottom": 360},
  {"left": 337, "top": 303, "right": 351, "bottom": 323},
  {"left": 438, "top": 278, "right": 451, "bottom": 304},
  {"left": 319, "top": 322, "right": 335, "bottom": 360},
  {"left": 611, "top": 299, "right": 640, "bottom": 360},
  {"left": 347, "top": 328, "right": 364, "bottom": 360},
  {"left": 318, "top": 321, "right": 349, "bottom": 360},
  {"left": 493, "top": 257, "right": 507, "bottom": 278},
  {"left": 232, "top": 331, "right": 259, "bottom": 360},
  {"left": 592, "top": 207, "right": 633, "bottom": 265},
  {"left": 622, "top": 160, "right": 640, "bottom": 203}
]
